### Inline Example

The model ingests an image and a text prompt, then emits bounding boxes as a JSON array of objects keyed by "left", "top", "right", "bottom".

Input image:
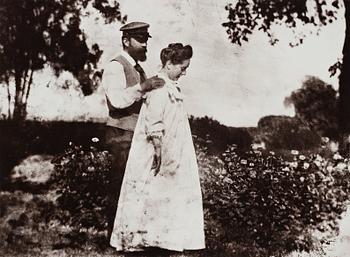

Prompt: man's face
[{"left": 126, "top": 36, "right": 148, "bottom": 62}]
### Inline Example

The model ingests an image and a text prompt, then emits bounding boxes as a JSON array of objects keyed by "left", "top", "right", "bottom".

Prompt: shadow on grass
[{"left": 0, "top": 120, "right": 107, "bottom": 187}]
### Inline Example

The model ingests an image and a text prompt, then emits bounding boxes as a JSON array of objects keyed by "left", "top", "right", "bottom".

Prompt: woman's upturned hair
[{"left": 160, "top": 43, "right": 193, "bottom": 67}]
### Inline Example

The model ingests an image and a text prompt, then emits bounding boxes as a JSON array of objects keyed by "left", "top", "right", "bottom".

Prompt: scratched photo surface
[{"left": 0, "top": 0, "right": 349, "bottom": 256}]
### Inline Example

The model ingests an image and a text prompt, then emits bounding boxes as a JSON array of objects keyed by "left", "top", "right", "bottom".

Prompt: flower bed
[{"left": 202, "top": 145, "right": 350, "bottom": 256}]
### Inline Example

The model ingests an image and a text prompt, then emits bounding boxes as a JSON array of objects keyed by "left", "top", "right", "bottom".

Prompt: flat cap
[{"left": 120, "top": 22, "right": 151, "bottom": 38}]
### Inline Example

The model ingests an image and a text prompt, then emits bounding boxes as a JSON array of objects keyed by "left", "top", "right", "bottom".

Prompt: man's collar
[{"left": 121, "top": 51, "right": 137, "bottom": 66}]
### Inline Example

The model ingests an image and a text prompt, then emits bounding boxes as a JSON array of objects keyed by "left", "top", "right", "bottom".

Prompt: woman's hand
[
  {"left": 152, "top": 145, "right": 161, "bottom": 176},
  {"left": 150, "top": 136, "right": 162, "bottom": 176}
]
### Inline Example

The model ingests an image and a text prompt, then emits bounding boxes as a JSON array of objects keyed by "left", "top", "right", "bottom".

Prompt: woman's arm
[{"left": 144, "top": 89, "right": 167, "bottom": 176}]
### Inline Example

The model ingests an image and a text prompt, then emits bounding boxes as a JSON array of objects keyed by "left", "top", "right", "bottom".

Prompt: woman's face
[{"left": 166, "top": 59, "right": 191, "bottom": 81}]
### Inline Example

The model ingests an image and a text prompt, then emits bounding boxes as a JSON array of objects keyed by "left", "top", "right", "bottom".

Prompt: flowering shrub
[
  {"left": 202, "top": 145, "right": 350, "bottom": 255},
  {"left": 49, "top": 135, "right": 350, "bottom": 255},
  {"left": 51, "top": 139, "right": 112, "bottom": 232}
]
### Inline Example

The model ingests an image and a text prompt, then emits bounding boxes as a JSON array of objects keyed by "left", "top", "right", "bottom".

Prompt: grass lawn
[
  {"left": 0, "top": 247, "right": 211, "bottom": 257},
  {"left": 2, "top": 146, "right": 350, "bottom": 257},
  {"left": 0, "top": 189, "right": 226, "bottom": 257}
]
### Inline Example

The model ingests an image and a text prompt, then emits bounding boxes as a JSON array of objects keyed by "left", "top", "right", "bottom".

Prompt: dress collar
[{"left": 157, "top": 73, "right": 185, "bottom": 101}]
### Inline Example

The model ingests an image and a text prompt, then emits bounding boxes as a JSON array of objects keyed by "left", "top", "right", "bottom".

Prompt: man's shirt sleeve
[{"left": 102, "top": 61, "right": 143, "bottom": 109}]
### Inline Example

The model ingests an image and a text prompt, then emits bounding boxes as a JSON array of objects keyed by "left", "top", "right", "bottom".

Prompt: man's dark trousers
[{"left": 105, "top": 126, "right": 133, "bottom": 241}]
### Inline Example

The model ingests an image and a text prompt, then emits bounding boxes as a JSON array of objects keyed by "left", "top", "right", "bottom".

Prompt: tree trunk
[
  {"left": 12, "top": 101, "right": 27, "bottom": 122},
  {"left": 6, "top": 77, "right": 11, "bottom": 120},
  {"left": 338, "top": 0, "right": 350, "bottom": 153},
  {"left": 12, "top": 72, "right": 27, "bottom": 122}
]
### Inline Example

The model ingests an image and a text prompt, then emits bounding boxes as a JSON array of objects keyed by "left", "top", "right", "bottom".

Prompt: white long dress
[{"left": 110, "top": 74, "right": 205, "bottom": 252}]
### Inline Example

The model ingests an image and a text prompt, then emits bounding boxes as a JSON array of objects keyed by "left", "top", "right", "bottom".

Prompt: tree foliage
[
  {"left": 223, "top": 0, "right": 340, "bottom": 46},
  {"left": 285, "top": 76, "right": 339, "bottom": 139},
  {"left": 223, "top": 0, "right": 350, "bottom": 135},
  {"left": 0, "top": 0, "right": 126, "bottom": 121}
]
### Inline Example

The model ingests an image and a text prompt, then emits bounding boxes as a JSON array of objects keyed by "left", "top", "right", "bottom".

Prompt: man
[{"left": 101, "top": 21, "right": 164, "bottom": 240}]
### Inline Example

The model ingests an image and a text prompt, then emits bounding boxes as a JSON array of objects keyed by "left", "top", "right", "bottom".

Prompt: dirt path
[
  {"left": 322, "top": 207, "right": 350, "bottom": 257},
  {"left": 286, "top": 206, "right": 350, "bottom": 257}
]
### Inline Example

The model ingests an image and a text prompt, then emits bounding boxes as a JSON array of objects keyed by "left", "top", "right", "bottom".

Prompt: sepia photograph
[{"left": 0, "top": 0, "right": 349, "bottom": 256}]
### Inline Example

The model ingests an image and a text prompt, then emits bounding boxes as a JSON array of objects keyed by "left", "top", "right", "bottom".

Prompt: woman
[{"left": 110, "top": 43, "right": 205, "bottom": 253}]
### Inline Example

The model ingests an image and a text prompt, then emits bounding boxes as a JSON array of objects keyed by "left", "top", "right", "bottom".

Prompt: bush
[
  {"left": 257, "top": 115, "right": 321, "bottom": 150},
  {"left": 51, "top": 139, "right": 112, "bottom": 232},
  {"left": 203, "top": 146, "right": 350, "bottom": 256},
  {"left": 190, "top": 116, "right": 253, "bottom": 154}
]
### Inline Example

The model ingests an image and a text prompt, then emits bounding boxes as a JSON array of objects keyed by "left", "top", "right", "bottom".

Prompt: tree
[
  {"left": 0, "top": 0, "right": 126, "bottom": 122},
  {"left": 222, "top": 0, "right": 350, "bottom": 135},
  {"left": 284, "top": 76, "right": 338, "bottom": 139}
]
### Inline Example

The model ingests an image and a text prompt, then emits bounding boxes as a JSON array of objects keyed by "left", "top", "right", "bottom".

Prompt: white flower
[
  {"left": 220, "top": 169, "right": 227, "bottom": 175},
  {"left": 326, "top": 166, "right": 333, "bottom": 172},
  {"left": 253, "top": 150, "right": 262, "bottom": 155},
  {"left": 303, "top": 162, "right": 310, "bottom": 169},
  {"left": 282, "top": 167, "right": 290, "bottom": 172},
  {"left": 300, "top": 176, "right": 305, "bottom": 182},
  {"left": 91, "top": 137, "right": 100, "bottom": 143},
  {"left": 321, "top": 137, "right": 330, "bottom": 143},
  {"left": 240, "top": 159, "right": 247, "bottom": 165},
  {"left": 250, "top": 170, "right": 257, "bottom": 178},
  {"left": 336, "top": 162, "right": 347, "bottom": 171},
  {"left": 314, "top": 160, "right": 321, "bottom": 167},
  {"left": 333, "top": 153, "right": 343, "bottom": 160},
  {"left": 289, "top": 161, "right": 298, "bottom": 168},
  {"left": 291, "top": 150, "right": 299, "bottom": 155},
  {"left": 229, "top": 145, "right": 237, "bottom": 151},
  {"left": 299, "top": 155, "right": 306, "bottom": 160},
  {"left": 316, "top": 154, "right": 323, "bottom": 162},
  {"left": 223, "top": 177, "right": 234, "bottom": 184}
]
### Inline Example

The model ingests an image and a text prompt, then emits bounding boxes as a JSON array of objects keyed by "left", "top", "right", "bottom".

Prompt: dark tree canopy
[
  {"left": 223, "top": 0, "right": 340, "bottom": 46},
  {"left": 0, "top": 0, "right": 126, "bottom": 121},
  {"left": 284, "top": 76, "right": 338, "bottom": 139},
  {"left": 223, "top": 0, "right": 350, "bottom": 137}
]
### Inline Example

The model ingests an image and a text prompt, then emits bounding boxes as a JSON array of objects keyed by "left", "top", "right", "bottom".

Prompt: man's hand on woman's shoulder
[{"left": 140, "top": 76, "right": 165, "bottom": 92}]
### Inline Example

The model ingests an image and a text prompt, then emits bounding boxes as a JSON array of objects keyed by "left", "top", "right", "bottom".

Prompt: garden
[{"left": 1, "top": 118, "right": 350, "bottom": 257}]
